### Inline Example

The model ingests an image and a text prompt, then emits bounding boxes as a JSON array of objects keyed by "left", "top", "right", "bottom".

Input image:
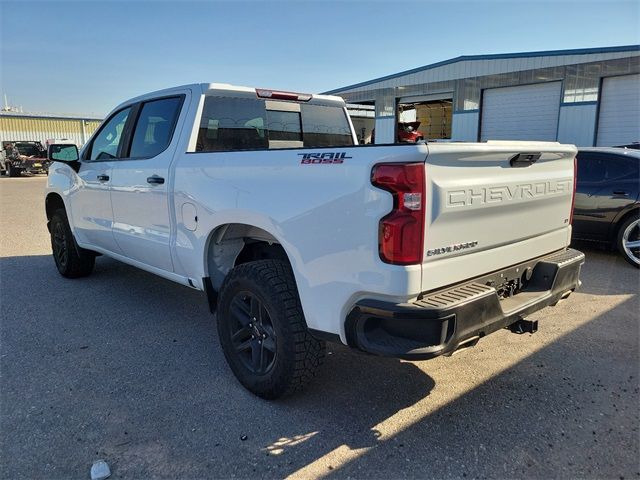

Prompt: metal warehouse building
[
  {"left": 325, "top": 45, "right": 640, "bottom": 147},
  {"left": 0, "top": 112, "right": 103, "bottom": 147}
]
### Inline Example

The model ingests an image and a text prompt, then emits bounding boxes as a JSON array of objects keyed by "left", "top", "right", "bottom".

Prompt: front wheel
[
  {"left": 50, "top": 209, "right": 96, "bottom": 278},
  {"left": 217, "top": 259, "right": 325, "bottom": 399},
  {"left": 617, "top": 215, "right": 640, "bottom": 268}
]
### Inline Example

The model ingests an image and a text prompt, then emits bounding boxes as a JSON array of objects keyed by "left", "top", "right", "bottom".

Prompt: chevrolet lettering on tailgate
[{"left": 446, "top": 179, "right": 572, "bottom": 208}]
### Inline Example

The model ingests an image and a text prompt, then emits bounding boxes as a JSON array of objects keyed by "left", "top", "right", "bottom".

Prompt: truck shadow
[
  {"left": 0, "top": 254, "right": 434, "bottom": 479},
  {"left": 1, "top": 251, "right": 636, "bottom": 478},
  {"left": 322, "top": 295, "right": 639, "bottom": 479},
  {"left": 261, "top": 244, "right": 639, "bottom": 478}
]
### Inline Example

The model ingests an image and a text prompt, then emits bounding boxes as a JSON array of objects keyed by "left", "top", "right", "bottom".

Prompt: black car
[
  {"left": 572, "top": 147, "right": 640, "bottom": 267},
  {"left": 614, "top": 142, "right": 640, "bottom": 150}
]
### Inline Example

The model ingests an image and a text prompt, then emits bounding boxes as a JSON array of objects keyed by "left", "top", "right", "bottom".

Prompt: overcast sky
[{"left": 1, "top": 0, "right": 638, "bottom": 117}]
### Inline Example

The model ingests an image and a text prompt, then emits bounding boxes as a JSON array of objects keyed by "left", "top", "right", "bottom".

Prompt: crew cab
[{"left": 45, "top": 83, "right": 584, "bottom": 398}]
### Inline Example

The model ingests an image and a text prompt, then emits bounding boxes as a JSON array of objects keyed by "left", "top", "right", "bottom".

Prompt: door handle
[
  {"left": 147, "top": 175, "right": 165, "bottom": 185},
  {"left": 97, "top": 174, "right": 109, "bottom": 182},
  {"left": 613, "top": 190, "right": 629, "bottom": 196}
]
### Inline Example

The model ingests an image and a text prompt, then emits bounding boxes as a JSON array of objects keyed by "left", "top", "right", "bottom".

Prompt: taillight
[
  {"left": 570, "top": 156, "right": 577, "bottom": 225},
  {"left": 371, "top": 163, "right": 425, "bottom": 265}
]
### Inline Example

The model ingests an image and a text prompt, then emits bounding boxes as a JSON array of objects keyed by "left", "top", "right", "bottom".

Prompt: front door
[
  {"left": 70, "top": 106, "right": 132, "bottom": 253},
  {"left": 109, "top": 95, "right": 186, "bottom": 272}
]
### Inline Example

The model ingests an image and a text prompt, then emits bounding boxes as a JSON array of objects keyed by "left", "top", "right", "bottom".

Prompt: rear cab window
[
  {"left": 195, "top": 95, "right": 353, "bottom": 152},
  {"left": 197, "top": 97, "right": 267, "bottom": 151},
  {"left": 301, "top": 104, "right": 353, "bottom": 148}
]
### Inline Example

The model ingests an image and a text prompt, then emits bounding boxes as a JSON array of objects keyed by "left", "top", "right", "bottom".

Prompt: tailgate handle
[{"left": 510, "top": 152, "right": 541, "bottom": 168}]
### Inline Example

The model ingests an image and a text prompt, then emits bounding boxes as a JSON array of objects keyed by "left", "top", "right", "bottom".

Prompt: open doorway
[
  {"left": 346, "top": 102, "right": 375, "bottom": 144},
  {"left": 397, "top": 96, "right": 453, "bottom": 142}
]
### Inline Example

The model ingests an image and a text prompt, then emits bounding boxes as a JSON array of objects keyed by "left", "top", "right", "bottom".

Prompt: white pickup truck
[{"left": 45, "top": 83, "right": 584, "bottom": 398}]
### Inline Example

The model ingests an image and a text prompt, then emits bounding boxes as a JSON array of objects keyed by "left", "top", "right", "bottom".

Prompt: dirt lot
[{"left": 1, "top": 176, "right": 638, "bottom": 479}]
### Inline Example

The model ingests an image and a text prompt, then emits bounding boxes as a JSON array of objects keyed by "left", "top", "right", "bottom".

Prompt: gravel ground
[{"left": 1, "top": 176, "right": 638, "bottom": 479}]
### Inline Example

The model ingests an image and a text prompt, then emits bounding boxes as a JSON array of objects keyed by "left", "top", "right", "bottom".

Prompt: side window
[
  {"left": 577, "top": 153, "right": 606, "bottom": 183},
  {"left": 301, "top": 104, "right": 354, "bottom": 148},
  {"left": 89, "top": 107, "right": 131, "bottom": 161},
  {"left": 577, "top": 153, "right": 639, "bottom": 184},
  {"left": 196, "top": 97, "right": 268, "bottom": 151},
  {"left": 603, "top": 155, "right": 638, "bottom": 181},
  {"left": 129, "top": 97, "right": 183, "bottom": 159}
]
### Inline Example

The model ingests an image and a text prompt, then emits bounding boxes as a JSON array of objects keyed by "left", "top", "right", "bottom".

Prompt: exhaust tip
[{"left": 509, "top": 318, "right": 538, "bottom": 334}]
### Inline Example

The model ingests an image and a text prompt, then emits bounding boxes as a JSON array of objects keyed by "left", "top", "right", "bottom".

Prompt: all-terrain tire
[
  {"left": 50, "top": 208, "right": 95, "bottom": 278},
  {"left": 7, "top": 163, "right": 19, "bottom": 177},
  {"left": 616, "top": 214, "right": 640, "bottom": 268},
  {"left": 217, "top": 259, "right": 325, "bottom": 399}
]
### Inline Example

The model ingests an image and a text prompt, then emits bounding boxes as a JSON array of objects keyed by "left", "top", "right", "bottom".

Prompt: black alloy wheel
[
  {"left": 217, "top": 259, "right": 325, "bottom": 399},
  {"left": 52, "top": 219, "right": 69, "bottom": 270},
  {"left": 228, "top": 291, "right": 277, "bottom": 375},
  {"left": 49, "top": 208, "right": 95, "bottom": 278}
]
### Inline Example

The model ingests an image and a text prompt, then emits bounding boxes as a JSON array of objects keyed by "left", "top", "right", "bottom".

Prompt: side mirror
[{"left": 48, "top": 144, "right": 79, "bottom": 162}]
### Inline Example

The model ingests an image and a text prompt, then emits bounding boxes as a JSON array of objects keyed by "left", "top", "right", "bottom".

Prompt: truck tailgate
[{"left": 422, "top": 141, "right": 576, "bottom": 291}]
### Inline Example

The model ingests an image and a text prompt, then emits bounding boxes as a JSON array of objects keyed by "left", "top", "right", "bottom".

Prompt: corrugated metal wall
[
  {"left": 334, "top": 50, "right": 639, "bottom": 95},
  {"left": 557, "top": 104, "right": 598, "bottom": 146},
  {"left": 339, "top": 52, "right": 639, "bottom": 146},
  {"left": 0, "top": 115, "right": 102, "bottom": 147}
]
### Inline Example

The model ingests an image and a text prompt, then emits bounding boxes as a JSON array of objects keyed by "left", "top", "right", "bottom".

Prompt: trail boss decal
[{"left": 299, "top": 152, "right": 351, "bottom": 164}]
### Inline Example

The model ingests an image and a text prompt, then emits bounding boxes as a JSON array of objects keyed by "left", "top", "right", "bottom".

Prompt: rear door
[
  {"left": 109, "top": 94, "right": 187, "bottom": 272},
  {"left": 70, "top": 106, "right": 132, "bottom": 253}
]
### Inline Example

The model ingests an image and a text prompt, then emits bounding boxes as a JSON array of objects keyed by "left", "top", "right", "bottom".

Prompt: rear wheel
[
  {"left": 617, "top": 215, "right": 640, "bottom": 268},
  {"left": 217, "top": 259, "right": 325, "bottom": 399},
  {"left": 50, "top": 209, "right": 95, "bottom": 278}
]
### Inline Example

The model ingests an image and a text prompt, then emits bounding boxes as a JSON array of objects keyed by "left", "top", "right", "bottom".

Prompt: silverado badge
[{"left": 427, "top": 241, "right": 479, "bottom": 257}]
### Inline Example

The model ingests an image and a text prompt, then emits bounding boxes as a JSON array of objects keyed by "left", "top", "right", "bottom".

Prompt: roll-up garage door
[
  {"left": 480, "top": 82, "right": 562, "bottom": 141},
  {"left": 596, "top": 74, "right": 640, "bottom": 147}
]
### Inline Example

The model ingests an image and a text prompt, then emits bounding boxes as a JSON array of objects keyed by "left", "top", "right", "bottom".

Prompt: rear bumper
[
  {"left": 345, "top": 248, "right": 585, "bottom": 360},
  {"left": 23, "top": 159, "right": 49, "bottom": 172},
  {"left": 7, "top": 159, "right": 49, "bottom": 173}
]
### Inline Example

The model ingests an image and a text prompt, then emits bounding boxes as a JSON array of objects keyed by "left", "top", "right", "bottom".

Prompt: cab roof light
[{"left": 256, "top": 89, "right": 312, "bottom": 102}]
